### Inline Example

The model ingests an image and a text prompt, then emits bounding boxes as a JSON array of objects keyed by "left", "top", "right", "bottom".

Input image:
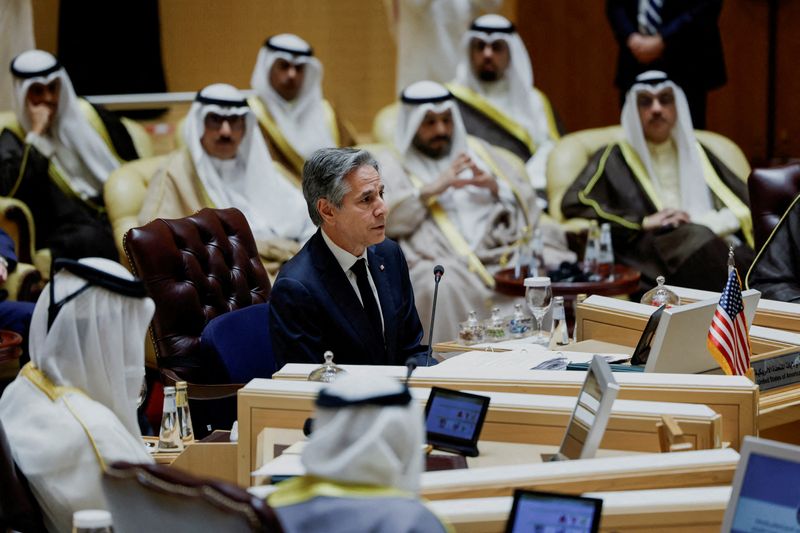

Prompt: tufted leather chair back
[
  {"left": 123, "top": 208, "right": 271, "bottom": 384},
  {"left": 748, "top": 163, "right": 800, "bottom": 251},
  {"left": 103, "top": 461, "right": 284, "bottom": 533}
]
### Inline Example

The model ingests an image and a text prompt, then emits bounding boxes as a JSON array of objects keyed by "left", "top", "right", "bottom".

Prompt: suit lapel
[{"left": 308, "top": 231, "right": 382, "bottom": 362}]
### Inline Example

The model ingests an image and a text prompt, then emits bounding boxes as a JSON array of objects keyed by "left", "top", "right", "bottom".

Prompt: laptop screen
[
  {"left": 557, "top": 356, "right": 619, "bottom": 460},
  {"left": 505, "top": 489, "right": 602, "bottom": 533},
  {"left": 425, "top": 387, "right": 490, "bottom": 455},
  {"left": 728, "top": 451, "right": 800, "bottom": 532}
]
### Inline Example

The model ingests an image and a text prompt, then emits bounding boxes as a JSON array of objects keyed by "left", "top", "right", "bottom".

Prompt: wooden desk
[
  {"left": 420, "top": 448, "right": 739, "bottom": 500},
  {"left": 575, "top": 295, "right": 799, "bottom": 354},
  {"left": 237, "top": 379, "right": 723, "bottom": 486},
  {"left": 432, "top": 486, "right": 731, "bottom": 532},
  {"left": 575, "top": 295, "right": 800, "bottom": 443},
  {"left": 667, "top": 284, "right": 800, "bottom": 334},
  {"left": 273, "top": 360, "right": 757, "bottom": 451}
]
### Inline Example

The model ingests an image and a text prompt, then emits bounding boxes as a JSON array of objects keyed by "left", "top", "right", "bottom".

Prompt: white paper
[{"left": 252, "top": 452, "right": 306, "bottom": 477}]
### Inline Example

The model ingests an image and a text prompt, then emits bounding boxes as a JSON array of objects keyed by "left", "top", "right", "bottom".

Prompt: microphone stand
[{"left": 426, "top": 268, "right": 444, "bottom": 367}]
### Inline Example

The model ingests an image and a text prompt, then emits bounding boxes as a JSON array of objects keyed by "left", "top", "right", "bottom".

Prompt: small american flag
[{"left": 707, "top": 269, "right": 751, "bottom": 375}]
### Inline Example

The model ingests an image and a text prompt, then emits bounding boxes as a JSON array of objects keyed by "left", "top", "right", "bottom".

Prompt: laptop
[
  {"left": 645, "top": 289, "right": 760, "bottom": 374},
  {"left": 545, "top": 355, "right": 620, "bottom": 462},
  {"left": 504, "top": 489, "right": 603, "bottom": 533},
  {"left": 424, "top": 386, "right": 490, "bottom": 457},
  {"left": 721, "top": 436, "right": 800, "bottom": 533}
]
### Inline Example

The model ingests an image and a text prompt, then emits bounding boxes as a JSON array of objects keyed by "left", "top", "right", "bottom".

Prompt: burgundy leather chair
[
  {"left": 123, "top": 208, "right": 271, "bottom": 435},
  {"left": 748, "top": 163, "right": 800, "bottom": 251},
  {"left": 103, "top": 461, "right": 283, "bottom": 533},
  {"left": 0, "top": 419, "right": 46, "bottom": 533}
]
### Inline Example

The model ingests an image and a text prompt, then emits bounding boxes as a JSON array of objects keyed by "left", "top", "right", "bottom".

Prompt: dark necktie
[
  {"left": 639, "top": 0, "right": 663, "bottom": 36},
  {"left": 350, "top": 258, "right": 384, "bottom": 341}
]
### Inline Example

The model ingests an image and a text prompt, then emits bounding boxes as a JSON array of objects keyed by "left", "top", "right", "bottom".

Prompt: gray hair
[{"left": 302, "top": 148, "right": 380, "bottom": 226}]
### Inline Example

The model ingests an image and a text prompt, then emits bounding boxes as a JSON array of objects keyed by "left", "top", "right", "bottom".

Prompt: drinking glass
[{"left": 524, "top": 276, "right": 553, "bottom": 346}]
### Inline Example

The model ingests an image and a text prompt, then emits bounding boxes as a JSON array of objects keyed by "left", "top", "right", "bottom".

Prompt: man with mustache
[
  {"left": 373, "top": 81, "right": 573, "bottom": 342},
  {"left": 1, "top": 50, "right": 143, "bottom": 261},
  {"left": 446, "top": 14, "right": 562, "bottom": 203},
  {"left": 269, "top": 147, "right": 428, "bottom": 368},
  {"left": 562, "top": 71, "right": 753, "bottom": 292},
  {"left": 248, "top": 34, "right": 356, "bottom": 180},
  {"left": 138, "top": 84, "right": 314, "bottom": 273}
]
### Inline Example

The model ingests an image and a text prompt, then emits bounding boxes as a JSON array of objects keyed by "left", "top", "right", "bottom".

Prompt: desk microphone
[
  {"left": 426, "top": 265, "right": 445, "bottom": 367},
  {"left": 405, "top": 356, "right": 417, "bottom": 385}
]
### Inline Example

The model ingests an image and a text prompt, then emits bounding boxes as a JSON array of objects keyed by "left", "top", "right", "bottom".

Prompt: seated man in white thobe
[
  {"left": 447, "top": 14, "right": 562, "bottom": 203},
  {"left": 249, "top": 33, "right": 355, "bottom": 179},
  {"left": 374, "top": 80, "right": 573, "bottom": 341},
  {"left": 139, "top": 83, "right": 315, "bottom": 272},
  {"left": 0, "top": 258, "right": 155, "bottom": 533}
]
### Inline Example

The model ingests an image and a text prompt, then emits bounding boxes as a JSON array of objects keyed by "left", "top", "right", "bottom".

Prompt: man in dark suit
[
  {"left": 269, "top": 147, "right": 427, "bottom": 369},
  {"left": 606, "top": 0, "right": 726, "bottom": 129}
]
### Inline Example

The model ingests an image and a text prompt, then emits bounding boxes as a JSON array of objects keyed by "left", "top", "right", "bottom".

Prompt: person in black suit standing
[
  {"left": 269, "top": 147, "right": 427, "bottom": 369},
  {"left": 607, "top": 0, "right": 726, "bottom": 129}
]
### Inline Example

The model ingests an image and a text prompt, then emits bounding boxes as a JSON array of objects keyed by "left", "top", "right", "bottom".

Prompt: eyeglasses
[
  {"left": 637, "top": 92, "right": 675, "bottom": 109},
  {"left": 470, "top": 38, "right": 508, "bottom": 54},
  {"left": 204, "top": 113, "right": 246, "bottom": 131}
]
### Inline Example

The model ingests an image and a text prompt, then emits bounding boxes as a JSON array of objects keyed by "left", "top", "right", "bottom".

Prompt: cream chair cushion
[{"left": 104, "top": 156, "right": 168, "bottom": 266}]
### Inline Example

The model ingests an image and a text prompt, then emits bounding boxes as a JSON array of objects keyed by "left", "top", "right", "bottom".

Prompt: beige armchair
[
  {"left": 0, "top": 198, "right": 43, "bottom": 301},
  {"left": 546, "top": 126, "right": 751, "bottom": 229},
  {"left": 104, "top": 156, "right": 168, "bottom": 268},
  {"left": 0, "top": 105, "right": 154, "bottom": 281}
]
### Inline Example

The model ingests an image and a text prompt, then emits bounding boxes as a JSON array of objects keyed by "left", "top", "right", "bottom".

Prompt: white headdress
[
  {"left": 183, "top": 83, "right": 314, "bottom": 243},
  {"left": 30, "top": 258, "right": 155, "bottom": 438},
  {"left": 395, "top": 80, "right": 470, "bottom": 181},
  {"left": 250, "top": 34, "right": 335, "bottom": 159},
  {"left": 0, "top": 258, "right": 155, "bottom": 532},
  {"left": 621, "top": 70, "right": 712, "bottom": 219},
  {"left": 396, "top": 81, "right": 507, "bottom": 249},
  {"left": 11, "top": 50, "right": 120, "bottom": 194},
  {"left": 302, "top": 373, "right": 424, "bottom": 492},
  {"left": 453, "top": 15, "right": 550, "bottom": 144}
]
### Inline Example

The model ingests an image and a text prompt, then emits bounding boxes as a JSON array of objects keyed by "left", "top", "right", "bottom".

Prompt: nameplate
[{"left": 752, "top": 351, "right": 800, "bottom": 391}]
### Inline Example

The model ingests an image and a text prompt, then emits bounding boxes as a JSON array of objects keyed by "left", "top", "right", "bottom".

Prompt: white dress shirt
[{"left": 321, "top": 228, "right": 385, "bottom": 332}]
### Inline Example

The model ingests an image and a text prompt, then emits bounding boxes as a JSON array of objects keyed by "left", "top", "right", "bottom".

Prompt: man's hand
[
  {"left": 642, "top": 208, "right": 691, "bottom": 231},
  {"left": 464, "top": 160, "right": 499, "bottom": 197},
  {"left": 627, "top": 33, "right": 665, "bottom": 64},
  {"left": 419, "top": 153, "right": 498, "bottom": 202},
  {"left": 27, "top": 100, "right": 54, "bottom": 135}
]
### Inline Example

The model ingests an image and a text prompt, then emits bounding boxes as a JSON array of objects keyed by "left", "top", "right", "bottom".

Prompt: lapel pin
[{"left": 379, "top": 264, "right": 385, "bottom": 271}]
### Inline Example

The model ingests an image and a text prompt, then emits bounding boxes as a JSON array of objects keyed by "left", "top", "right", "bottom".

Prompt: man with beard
[
  {"left": 373, "top": 81, "right": 573, "bottom": 342},
  {"left": 562, "top": 71, "right": 752, "bottom": 292},
  {"left": 446, "top": 14, "right": 562, "bottom": 202}
]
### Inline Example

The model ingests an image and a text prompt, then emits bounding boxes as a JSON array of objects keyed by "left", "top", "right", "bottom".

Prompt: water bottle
[
  {"left": 509, "top": 303, "right": 530, "bottom": 338},
  {"left": 175, "top": 381, "right": 194, "bottom": 444},
  {"left": 552, "top": 296, "right": 570, "bottom": 346},
  {"left": 597, "top": 222, "right": 615, "bottom": 281},
  {"left": 583, "top": 220, "right": 600, "bottom": 277},
  {"left": 158, "top": 386, "right": 184, "bottom": 452},
  {"left": 72, "top": 510, "right": 113, "bottom": 533}
]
